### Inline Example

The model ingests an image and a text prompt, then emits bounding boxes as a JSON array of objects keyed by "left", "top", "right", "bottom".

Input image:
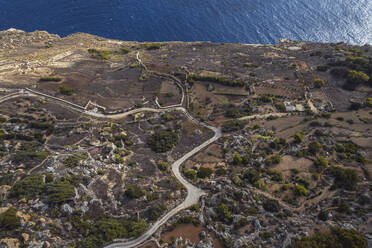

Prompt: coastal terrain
[{"left": 0, "top": 29, "right": 371, "bottom": 248}]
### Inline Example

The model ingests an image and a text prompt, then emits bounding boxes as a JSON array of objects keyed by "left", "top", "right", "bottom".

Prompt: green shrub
[
  {"left": 45, "top": 182, "right": 75, "bottom": 204},
  {"left": 10, "top": 175, "right": 44, "bottom": 199},
  {"left": 263, "top": 199, "right": 280, "bottom": 212},
  {"left": 249, "top": 72, "right": 257, "bottom": 77},
  {"left": 295, "top": 227, "right": 367, "bottom": 248},
  {"left": 246, "top": 206, "right": 258, "bottom": 216},
  {"left": 221, "top": 119, "right": 248, "bottom": 132},
  {"left": 0, "top": 174, "right": 13, "bottom": 186},
  {"left": 215, "top": 168, "right": 227, "bottom": 176},
  {"left": 125, "top": 220, "right": 147, "bottom": 238},
  {"left": 328, "top": 166, "right": 360, "bottom": 190},
  {"left": 63, "top": 153, "right": 88, "bottom": 168},
  {"left": 125, "top": 185, "right": 145, "bottom": 199},
  {"left": 59, "top": 86, "right": 74, "bottom": 96},
  {"left": 233, "top": 152, "right": 243, "bottom": 165},
  {"left": 294, "top": 132, "right": 303, "bottom": 143},
  {"left": 243, "top": 62, "right": 259, "bottom": 68},
  {"left": 11, "top": 150, "right": 49, "bottom": 165},
  {"left": 96, "top": 219, "right": 127, "bottom": 242},
  {"left": 184, "top": 169, "right": 197, "bottom": 180},
  {"left": 188, "top": 74, "right": 246, "bottom": 87},
  {"left": 243, "top": 168, "right": 260, "bottom": 184},
  {"left": 120, "top": 47, "right": 130, "bottom": 54},
  {"left": 224, "top": 104, "right": 252, "bottom": 118},
  {"left": 88, "top": 49, "right": 112, "bottom": 60},
  {"left": 142, "top": 43, "right": 163, "bottom": 50},
  {"left": 114, "top": 154, "right": 124, "bottom": 164},
  {"left": 0, "top": 207, "right": 21, "bottom": 230},
  {"left": 174, "top": 216, "right": 200, "bottom": 227},
  {"left": 147, "top": 130, "right": 179, "bottom": 153},
  {"left": 216, "top": 203, "right": 232, "bottom": 223},
  {"left": 259, "top": 95, "right": 274, "bottom": 103},
  {"left": 275, "top": 103, "right": 286, "bottom": 112},
  {"left": 260, "top": 232, "right": 273, "bottom": 240},
  {"left": 147, "top": 203, "right": 167, "bottom": 221},
  {"left": 77, "top": 218, "right": 131, "bottom": 248},
  {"left": 234, "top": 218, "right": 249, "bottom": 229},
  {"left": 294, "top": 184, "right": 307, "bottom": 196},
  {"left": 347, "top": 70, "right": 370, "bottom": 84},
  {"left": 308, "top": 142, "right": 322, "bottom": 155},
  {"left": 267, "top": 169, "right": 283, "bottom": 182},
  {"left": 365, "top": 98, "right": 372, "bottom": 107},
  {"left": 265, "top": 154, "right": 281, "bottom": 165},
  {"left": 157, "top": 161, "right": 169, "bottom": 171},
  {"left": 314, "top": 156, "right": 328, "bottom": 170},
  {"left": 197, "top": 167, "right": 213, "bottom": 179},
  {"left": 110, "top": 134, "right": 133, "bottom": 148},
  {"left": 314, "top": 78, "right": 325, "bottom": 88}
]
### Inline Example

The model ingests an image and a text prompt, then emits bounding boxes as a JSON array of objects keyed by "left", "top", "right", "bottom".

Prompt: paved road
[
  {"left": 105, "top": 127, "right": 221, "bottom": 248},
  {"left": 0, "top": 88, "right": 287, "bottom": 248},
  {"left": 0, "top": 88, "right": 220, "bottom": 248}
]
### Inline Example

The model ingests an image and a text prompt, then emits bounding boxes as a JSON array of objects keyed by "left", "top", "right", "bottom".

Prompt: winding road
[
  {"left": 0, "top": 86, "right": 221, "bottom": 248},
  {"left": 0, "top": 53, "right": 290, "bottom": 247}
]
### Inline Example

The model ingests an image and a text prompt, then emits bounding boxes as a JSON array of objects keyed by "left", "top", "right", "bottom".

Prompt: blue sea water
[{"left": 0, "top": 0, "right": 371, "bottom": 44}]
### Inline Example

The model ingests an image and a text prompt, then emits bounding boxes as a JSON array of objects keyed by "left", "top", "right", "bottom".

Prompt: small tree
[
  {"left": 125, "top": 185, "right": 145, "bottom": 199},
  {"left": 184, "top": 169, "right": 197, "bottom": 180},
  {"left": 263, "top": 199, "right": 280, "bottom": 212},
  {"left": 0, "top": 207, "right": 21, "bottom": 230},
  {"left": 314, "top": 78, "right": 325, "bottom": 88},
  {"left": 314, "top": 156, "right": 328, "bottom": 171},
  {"left": 365, "top": 98, "right": 372, "bottom": 107},
  {"left": 233, "top": 152, "right": 243, "bottom": 165},
  {"left": 265, "top": 154, "right": 281, "bottom": 165},
  {"left": 347, "top": 70, "right": 370, "bottom": 84},
  {"left": 295, "top": 184, "right": 307, "bottom": 196},
  {"left": 197, "top": 167, "right": 213, "bottom": 179},
  {"left": 308, "top": 142, "right": 322, "bottom": 155},
  {"left": 294, "top": 132, "right": 303, "bottom": 144}
]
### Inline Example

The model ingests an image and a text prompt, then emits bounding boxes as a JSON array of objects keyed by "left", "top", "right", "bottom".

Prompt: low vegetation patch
[
  {"left": 88, "top": 48, "right": 112, "bottom": 60},
  {"left": 328, "top": 166, "right": 360, "bottom": 190},
  {"left": 224, "top": 103, "right": 252, "bottom": 118},
  {"left": 147, "top": 130, "right": 179, "bottom": 153},
  {"left": 188, "top": 74, "right": 246, "bottom": 87},
  {"left": 222, "top": 119, "right": 248, "bottom": 132},
  {"left": 125, "top": 185, "right": 145, "bottom": 199},
  {"left": 197, "top": 167, "right": 213, "bottom": 179},
  {"left": 0, "top": 207, "right": 21, "bottom": 230},
  {"left": 142, "top": 43, "right": 163, "bottom": 50},
  {"left": 63, "top": 153, "right": 88, "bottom": 168},
  {"left": 59, "top": 86, "right": 74, "bottom": 96},
  {"left": 295, "top": 227, "right": 367, "bottom": 248},
  {"left": 11, "top": 150, "right": 49, "bottom": 165},
  {"left": 10, "top": 175, "right": 75, "bottom": 203},
  {"left": 75, "top": 217, "right": 147, "bottom": 248}
]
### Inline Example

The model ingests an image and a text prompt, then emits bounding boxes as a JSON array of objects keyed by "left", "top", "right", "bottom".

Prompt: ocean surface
[{"left": 0, "top": 0, "right": 371, "bottom": 45}]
